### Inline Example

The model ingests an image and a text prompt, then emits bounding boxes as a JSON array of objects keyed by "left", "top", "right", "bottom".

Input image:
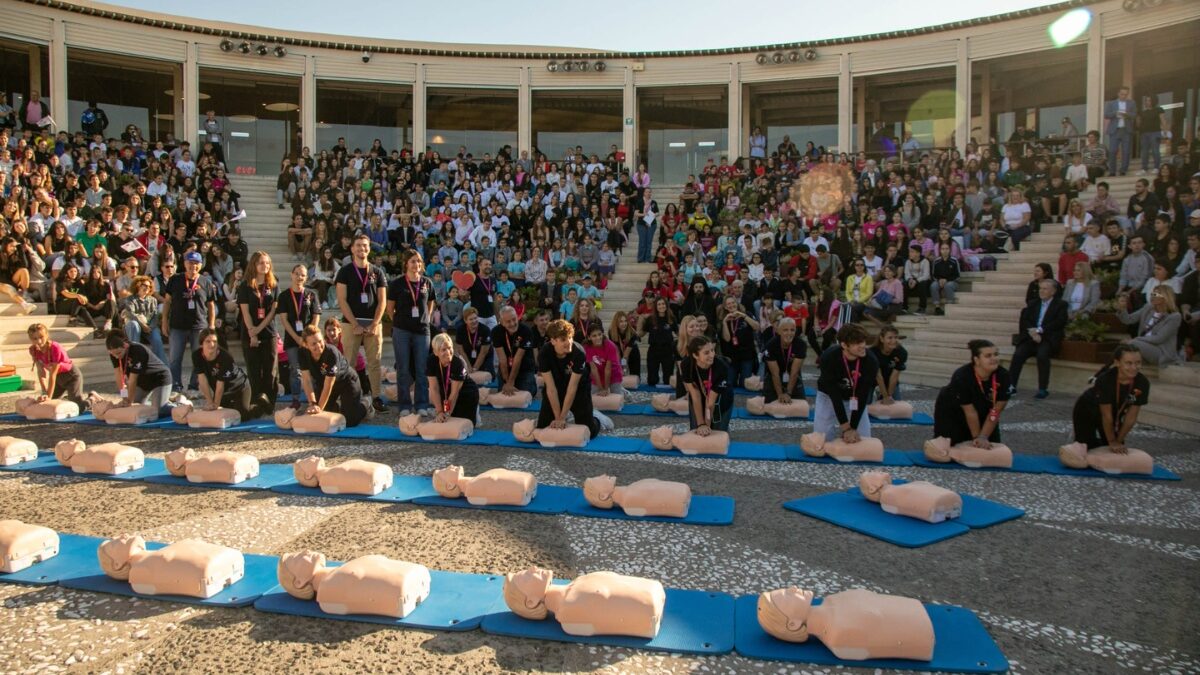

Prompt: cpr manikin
[
  {"left": 432, "top": 465, "right": 537, "bottom": 506},
  {"left": 479, "top": 387, "right": 533, "bottom": 409},
  {"left": 866, "top": 400, "right": 915, "bottom": 420},
  {"left": 274, "top": 407, "right": 346, "bottom": 435},
  {"left": 294, "top": 456, "right": 393, "bottom": 495},
  {"left": 468, "top": 371, "right": 493, "bottom": 386},
  {"left": 743, "top": 375, "right": 764, "bottom": 392},
  {"left": 923, "top": 436, "right": 1013, "bottom": 469},
  {"left": 14, "top": 397, "right": 80, "bottom": 420},
  {"left": 800, "top": 432, "right": 884, "bottom": 463},
  {"left": 88, "top": 394, "right": 158, "bottom": 425},
  {"left": 166, "top": 448, "right": 260, "bottom": 484},
  {"left": 512, "top": 418, "right": 590, "bottom": 448},
  {"left": 278, "top": 550, "right": 431, "bottom": 618},
  {"left": 649, "top": 393, "right": 689, "bottom": 416},
  {"left": 504, "top": 566, "right": 666, "bottom": 639},
  {"left": 0, "top": 436, "right": 37, "bottom": 466},
  {"left": 0, "top": 520, "right": 59, "bottom": 573},
  {"left": 99, "top": 535, "right": 243, "bottom": 599},
  {"left": 582, "top": 475, "right": 692, "bottom": 518},
  {"left": 591, "top": 392, "right": 624, "bottom": 411},
  {"left": 53, "top": 439, "right": 144, "bottom": 475},
  {"left": 622, "top": 374, "right": 639, "bottom": 390},
  {"left": 1058, "top": 442, "right": 1153, "bottom": 475},
  {"left": 649, "top": 425, "right": 730, "bottom": 456},
  {"left": 397, "top": 413, "right": 474, "bottom": 441},
  {"left": 757, "top": 587, "right": 935, "bottom": 661},
  {"left": 859, "top": 471, "right": 962, "bottom": 523},
  {"left": 171, "top": 404, "right": 242, "bottom": 429},
  {"left": 746, "top": 396, "right": 810, "bottom": 419}
]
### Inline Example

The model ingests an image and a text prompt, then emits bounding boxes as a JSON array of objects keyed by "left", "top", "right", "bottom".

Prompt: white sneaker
[
  {"left": 593, "top": 410, "right": 615, "bottom": 432},
  {"left": 20, "top": 301, "right": 36, "bottom": 314},
  {"left": 419, "top": 407, "right": 435, "bottom": 416}
]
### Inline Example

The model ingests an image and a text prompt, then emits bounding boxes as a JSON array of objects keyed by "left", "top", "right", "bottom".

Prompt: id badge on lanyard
[{"left": 844, "top": 354, "right": 861, "bottom": 411}]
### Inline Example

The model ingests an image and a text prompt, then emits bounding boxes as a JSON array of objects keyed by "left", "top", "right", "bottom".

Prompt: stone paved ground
[{"left": 0, "top": 376, "right": 1197, "bottom": 675}]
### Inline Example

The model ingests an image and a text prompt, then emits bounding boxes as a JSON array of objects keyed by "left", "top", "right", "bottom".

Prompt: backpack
[
  {"left": 978, "top": 255, "right": 998, "bottom": 272},
  {"left": 81, "top": 109, "right": 97, "bottom": 127}
]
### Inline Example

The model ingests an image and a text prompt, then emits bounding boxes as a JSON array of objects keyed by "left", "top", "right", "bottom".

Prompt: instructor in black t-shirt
[
  {"left": 386, "top": 250, "right": 435, "bottom": 415},
  {"left": 335, "top": 234, "right": 387, "bottom": 413},
  {"left": 105, "top": 330, "right": 172, "bottom": 412},
  {"left": 161, "top": 250, "right": 216, "bottom": 393},
  {"left": 814, "top": 323, "right": 879, "bottom": 442},
  {"left": 277, "top": 264, "right": 321, "bottom": 404},
  {"left": 492, "top": 306, "right": 537, "bottom": 397},
  {"left": 468, "top": 258, "right": 499, "bottom": 329},
  {"left": 1072, "top": 344, "right": 1150, "bottom": 451},
  {"left": 762, "top": 317, "right": 807, "bottom": 405},
  {"left": 537, "top": 319, "right": 600, "bottom": 438},
  {"left": 297, "top": 325, "right": 373, "bottom": 427},
  {"left": 191, "top": 328, "right": 265, "bottom": 419}
]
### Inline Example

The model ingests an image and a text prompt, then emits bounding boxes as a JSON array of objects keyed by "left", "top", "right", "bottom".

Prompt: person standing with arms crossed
[
  {"left": 335, "top": 234, "right": 388, "bottom": 414},
  {"left": 387, "top": 250, "right": 435, "bottom": 415}
]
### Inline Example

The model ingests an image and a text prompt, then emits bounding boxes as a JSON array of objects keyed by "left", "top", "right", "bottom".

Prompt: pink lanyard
[
  {"left": 843, "top": 354, "right": 861, "bottom": 392},
  {"left": 441, "top": 361, "right": 453, "bottom": 412}
]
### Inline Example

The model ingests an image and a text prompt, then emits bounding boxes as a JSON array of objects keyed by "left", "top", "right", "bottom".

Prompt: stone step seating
[
  {"left": 0, "top": 302, "right": 116, "bottom": 385},
  {"left": 232, "top": 175, "right": 293, "bottom": 264}
]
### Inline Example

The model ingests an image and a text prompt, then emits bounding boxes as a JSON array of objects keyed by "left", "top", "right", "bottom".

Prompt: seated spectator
[
  {"left": 1058, "top": 235, "right": 1090, "bottom": 285},
  {"left": 1063, "top": 262, "right": 1101, "bottom": 321},
  {"left": 1118, "top": 286, "right": 1182, "bottom": 365},
  {"left": 1009, "top": 279, "right": 1069, "bottom": 399}
]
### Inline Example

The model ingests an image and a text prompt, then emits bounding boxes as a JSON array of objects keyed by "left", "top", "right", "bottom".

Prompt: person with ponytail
[
  {"left": 932, "top": 339, "right": 1012, "bottom": 448},
  {"left": 1071, "top": 344, "right": 1150, "bottom": 452}
]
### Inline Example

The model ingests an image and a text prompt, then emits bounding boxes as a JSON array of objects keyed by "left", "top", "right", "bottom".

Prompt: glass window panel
[
  {"left": 315, "top": 79, "right": 413, "bottom": 156},
  {"left": 67, "top": 48, "right": 177, "bottom": 142},
  {"left": 532, "top": 89, "right": 622, "bottom": 162},
  {"left": 747, "top": 78, "right": 839, "bottom": 156},
  {"left": 639, "top": 85, "right": 728, "bottom": 185},
  {"left": 199, "top": 68, "right": 300, "bottom": 176},
  {"left": 426, "top": 87, "right": 517, "bottom": 159}
]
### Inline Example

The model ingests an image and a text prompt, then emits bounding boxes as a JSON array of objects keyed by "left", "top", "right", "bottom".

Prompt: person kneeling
[
  {"left": 536, "top": 319, "right": 609, "bottom": 437},
  {"left": 191, "top": 329, "right": 269, "bottom": 420},
  {"left": 297, "top": 325, "right": 373, "bottom": 428}
]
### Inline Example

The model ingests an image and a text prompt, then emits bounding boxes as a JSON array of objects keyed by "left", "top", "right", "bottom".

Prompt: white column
[
  {"left": 955, "top": 38, "right": 970, "bottom": 151},
  {"left": 27, "top": 44, "right": 42, "bottom": 96},
  {"left": 301, "top": 54, "right": 317, "bottom": 152},
  {"left": 48, "top": 19, "right": 67, "bottom": 130},
  {"left": 518, "top": 66, "right": 532, "bottom": 158},
  {"left": 837, "top": 53, "right": 852, "bottom": 154},
  {"left": 1085, "top": 16, "right": 1104, "bottom": 133},
  {"left": 412, "top": 64, "right": 427, "bottom": 153},
  {"left": 727, "top": 63, "right": 742, "bottom": 159},
  {"left": 622, "top": 67, "right": 636, "bottom": 172},
  {"left": 182, "top": 42, "right": 200, "bottom": 147}
]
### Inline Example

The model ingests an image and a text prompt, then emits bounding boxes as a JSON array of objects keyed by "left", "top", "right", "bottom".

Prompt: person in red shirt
[
  {"left": 721, "top": 252, "right": 741, "bottom": 284},
  {"left": 26, "top": 323, "right": 87, "bottom": 409},
  {"left": 1058, "top": 235, "right": 1090, "bottom": 285}
]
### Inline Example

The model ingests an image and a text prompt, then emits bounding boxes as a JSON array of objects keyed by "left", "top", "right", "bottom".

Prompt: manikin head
[
  {"left": 858, "top": 471, "right": 893, "bottom": 502},
  {"left": 924, "top": 436, "right": 953, "bottom": 462},
  {"left": 278, "top": 550, "right": 329, "bottom": 600},
  {"left": 165, "top": 447, "right": 197, "bottom": 476},
  {"left": 512, "top": 418, "right": 537, "bottom": 443},
  {"left": 97, "top": 534, "right": 148, "bottom": 581},
  {"left": 582, "top": 474, "right": 618, "bottom": 509},
  {"left": 293, "top": 455, "right": 326, "bottom": 486},
  {"left": 503, "top": 566, "right": 554, "bottom": 620},
  {"left": 53, "top": 439, "right": 86, "bottom": 464},
  {"left": 649, "top": 425, "right": 676, "bottom": 449},
  {"left": 398, "top": 413, "right": 423, "bottom": 435},
  {"left": 757, "top": 587, "right": 815, "bottom": 642},
  {"left": 799, "top": 432, "right": 828, "bottom": 456},
  {"left": 432, "top": 464, "right": 467, "bottom": 498}
]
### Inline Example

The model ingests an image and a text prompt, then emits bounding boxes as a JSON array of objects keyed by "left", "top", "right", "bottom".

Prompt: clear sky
[{"left": 105, "top": 0, "right": 1067, "bottom": 52}]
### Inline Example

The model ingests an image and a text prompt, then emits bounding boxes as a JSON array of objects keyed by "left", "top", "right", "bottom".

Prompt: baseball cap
[{"left": 184, "top": 251, "right": 203, "bottom": 263}]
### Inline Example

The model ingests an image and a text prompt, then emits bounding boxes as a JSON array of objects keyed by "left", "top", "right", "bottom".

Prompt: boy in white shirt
[
  {"left": 1079, "top": 221, "right": 1111, "bottom": 263},
  {"left": 861, "top": 243, "right": 884, "bottom": 279},
  {"left": 1065, "top": 153, "right": 1090, "bottom": 191}
]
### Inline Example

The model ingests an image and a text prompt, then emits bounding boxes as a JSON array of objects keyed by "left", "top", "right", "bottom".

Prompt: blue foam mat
[
  {"left": 0, "top": 534, "right": 101, "bottom": 586},
  {"left": 142, "top": 463, "right": 295, "bottom": 491},
  {"left": 566, "top": 493, "right": 735, "bottom": 525},
  {"left": 59, "top": 544, "right": 278, "bottom": 607},
  {"left": 783, "top": 492, "right": 970, "bottom": 547},
  {"left": 482, "top": 586, "right": 735, "bottom": 655},
  {"left": 631, "top": 384, "right": 818, "bottom": 398},
  {"left": 254, "top": 568, "right": 501, "bottom": 631},
  {"left": 270, "top": 475, "right": 441, "bottom": 503},
  {"left": 733, "top": 595, "right": 1008, "bottom": 673},
  {"left": 844, "top": 481, "right": 1024, "bottom": 529},
  {"left": 785, "top": 447, "right": 915, "bottom": 466},
  {"left": 639, "top": 441, "right": 789, "bottom": 461},
  {"left": 0, "top": 452, "right": 60, "bottom": 472},
  {"left": 29, "top": 457, "right": 172, "bottom": 482},
  {"left": 1018, "top": 453, "right": 1181, "bottom": 480},
  {"left": 412, "top": 484, "right": 578, "bottom": 514},
  {"left": 731, "top": 409, "right": 935, "bottom": 426}
]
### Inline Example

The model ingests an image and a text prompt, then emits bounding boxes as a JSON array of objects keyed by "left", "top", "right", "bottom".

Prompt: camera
[{"left": 362, "top": 51, "right": 371, "bottom": 63}]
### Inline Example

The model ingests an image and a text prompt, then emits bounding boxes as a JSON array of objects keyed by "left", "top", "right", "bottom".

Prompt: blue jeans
[
  {"left": 392, "top": 328, "right": 430, "bottom": 408},
  {"left": 636, "top": 222, "right": 657, "bottom": 263},
  {"left": 1140, "top": 131, "right": 1161, "bottom": 171},
  {"left": 730, "top": 358, "right": 753, "bottom": 388},
  {"left": 286, "top": 346, "right": 304, "bottom": 401},
  {"left": 1108, "top": 128, "right": 1132, "bottom": 174},
  {"left": 168, "top": 328, "right": 200, "bottom": 391},
  {"left": 125, "top": 321, "right": 166, "bottom": 365}
]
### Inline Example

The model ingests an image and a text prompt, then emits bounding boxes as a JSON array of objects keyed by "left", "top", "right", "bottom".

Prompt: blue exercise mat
[
  {"left": 639, "top": 441, "right": 790, "bottom": 461},
  {"left": 59, "top": 543, "right": 278, "bottom": 607},
  {"left": 142, "top": 463, "right": 295, "bottom": 491},
  {"left": 1017, "top": 453, "right": 1182, "bottom": 481},
  {"left": 905, "top": 450, "right": 1048, "bottom": 474},
  {"left": 844, "top": 481, "right": 1024, "bottom": 529},
  {"left": 29, "top": 457, "right": 172, "bottom": 482},
  {"left": 0, "top": 452, "right": 60, "bottom": 473},
  {"left": 412, "top": 484, "right": 578, "bottom": 515},
  {"left": 731, "top": 409, "right": 935, "bottom": 426},
  {"left": 785, "top": 447, "right": 915, "bottom": 467},
  {"left": 631, "top": 384, "right": 817, "bottom": 398},
  {"left": 481, "top": 586, "right": 735, "bottom": 655},
  {"left": 270, "top": 475, "right": 441, "bottom": 504},
  {"left": 566, "top": 493, "right": 735, "bottom": 526},
  {"left": 0, "top": 534, "right": 101, "bottom": 586},
  {"left": 253, "top": 423, "right": 379, "bottom": 439},
  {"left": 254, "top": 568, "right": 501, "bottom": 631},
  {"left": 783, "top": 492, "right": 970, "bottom": 547},
  {"left": 732, "top": 595, "right": 1009, "bottom": 673}
]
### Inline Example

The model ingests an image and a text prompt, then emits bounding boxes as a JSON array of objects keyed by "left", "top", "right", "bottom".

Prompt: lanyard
[
  {"left": 1114, "top": 376, "right": 1135, "bottom": 423},
  {"left": 353, "top": 262, "right": 370, "bottom": 292},
  {"left": 185, "top": 274, "right": 199, "bottom": 297},
  {"left": 466, "top": 325, "right": 479, "bottom": 352},
  {"left": 440, "top": 361, "right": 453, "bottom": 412},
  {"left": 843, "top": 354, "right": 861, "bottom": 391},
  {"left": 406, "top": 275, "right": 423, "bottom": 306},
  {"left": 503, "top": 328, "right": 520, "bottom": 366},
  {"left": 783, "top": 340, "right": 794, "bottom": 369},
  {"left": 976, "top": 370, "right": 999, "bottom": 421},
  {"left": 695, "top": 362, "right": 713, "bottom": 394},
  {"left": 290, "top": 289, "right": 304, "bottom": 319}
]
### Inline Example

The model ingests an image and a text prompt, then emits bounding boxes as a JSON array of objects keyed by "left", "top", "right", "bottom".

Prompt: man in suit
[
  {"left": 1105, "top": 86, "right": 1138, "bottom": 176},
  {"left": 1009, "top": 279, "right": 1069, "bottom": 399}
]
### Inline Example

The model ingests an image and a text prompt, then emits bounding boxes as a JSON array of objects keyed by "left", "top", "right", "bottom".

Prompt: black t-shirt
[
  {"left": 491, "top": 323, "right": 536, "bottom": 376},
  {"left": 298, "top": 344, "right": 356, "bottom": 386},
  {"left": 456, "top": 322, "right": 493, "bottom": 361},
  {"left": 870, "top": 344, "right": 908, "bottom": 385},
  {"left": 679, "top": 355, "right": 733, "bottom": 397},
  {"left": 946, "top": 363, "right": 1013, "bottom": 422},
  {"left": 1083, "top": 367, "right": 1150, "bottom": 422},
  {"left": 276, "top": 287, "right": 321, "bottom": 349},
  {"left": 191, "top": 348, "right": 248, "bottom": 394},
  {"left": 334, "top": 261, "right": 387, "bottom": 322},
  {"left": 643, "top": 314, "right": 677, "bottom": 351},
  {"left": 720, "top": 315, "right": 757, "bottom": 359},
  {"left": 236, "top": 281, "right": 278, "bottom": 337},
  {"left": 538, "top": 341, "right": 589, "bottom": 394},
  {"left": 426, "top": 353, "right": 478, "bottom": 402},
  {"left": 387, "top": 274, "right": 434, "bottom": 335},
  {"left": 110, "top": 342, "right": 170, "bottom": 391},
  {"left": 816, "top": 345, "right": 881, "bottom": 426},
  {"left": 764, "top": 335, "right": 807, "bottom": 381},
  {"left": 468, "top": 275, "right": 497, "bottom": 319},
  {"left": 164, "top": 273, "right": 217, "bottom": 331}
]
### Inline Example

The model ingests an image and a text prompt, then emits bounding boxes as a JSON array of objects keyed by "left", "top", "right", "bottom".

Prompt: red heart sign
[{"left": 452, "top": 270, "right": 477, "bottom": 291}]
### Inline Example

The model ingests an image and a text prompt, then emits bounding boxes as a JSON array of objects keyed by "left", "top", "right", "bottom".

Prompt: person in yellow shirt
[
  {"left": 688, "top": 203, "right": 713, "bottom": 232},
  {"left": 843, "top": 258, "right": 874, "bottom": 322}
]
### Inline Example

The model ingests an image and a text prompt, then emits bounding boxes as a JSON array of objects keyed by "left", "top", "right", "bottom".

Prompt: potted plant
[
  {"left": 1094, "top": 267, "right": 1120, "bottom": 300},
  {"left": 1092, "top": 297, "right": 1125, "bottom": 331},
  {"left": 1058, "top": 316, "right": 1120, "bottom": 363}
]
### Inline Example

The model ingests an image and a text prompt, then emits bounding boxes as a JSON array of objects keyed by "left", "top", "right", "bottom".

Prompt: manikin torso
[
  {"left": 0, "top": 520, "right": 59, "bottom": 573},
  {"left": 100, "top": 536, "right": 245, "bottom": 599},
  {"left": 399, "top": 414, "right": 474, "bottom": 440},
  {"left": 172, "top": 404, "right": 241, "bottom": 428},
  {"left": 1059, "top": 442, "right": 1153, "bottom": 474},
  {"left": 167, "top": 448, "right": 259, "bottom": 484},
  {"left": 747, "top": 396, "right": 810, "bottom": 418},
  {"left": 295, "top": 457, "right": 393, "bottom": 495},
  {"left": 513, "top": 419, "right": 590, "bottom": 447},
  {"left": 314, "top": 555, "right": 432, "bottom": 618},
  {"left": 434, "top": 466, "right": 537, "bottom": 506},
  {"left": 759, "top": 587, "right": 934, "bottom": 661},
  {"left": 866, "top": 400, "right": 914, "bottom": 419},
  {"left": 55, "top": 440, "right": 144, "bottom": 474},
  {"left": 860, "top": 471, "right": 962, "bottom": 524},
  {"left": 801, "top": 432, "right": 884, "bottom": 462},
  {"left": 481, "top": 388, "right": 533, "bottom": 408},
  {"left": 611, "top": 479, "right": 692, "bottom": 518},
  {"left": 15, "top": 397, "right": 79, "bottom": 420},
  {"left": 924, "top": 437, "right": 1013, "bottom": 468},
  {"left": 545, "top": 572, "right": 666, "bottom": 638},
  {"left": 650, "top": 425, "right": 730, "bottom": 455},
  {"left": 0, "top": 436, "right": 38, "bottom": 465},
  {"left": 650, "top": 393, "right": 690, "bottom": 415}
]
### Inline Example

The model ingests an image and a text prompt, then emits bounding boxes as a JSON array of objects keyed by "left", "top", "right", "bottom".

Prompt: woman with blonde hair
[
  {"left": 607, "top": 311, "right": 640, "bottom": 381},
  {"left": 1118, "top": 285, "right": 1182, "bottom": 365},
  {"left": 238, "top": 250, "right": 280, "bottom": 407},
  {"left": 1062, "top": 198, "right": 1092, "bottom": 237}
]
